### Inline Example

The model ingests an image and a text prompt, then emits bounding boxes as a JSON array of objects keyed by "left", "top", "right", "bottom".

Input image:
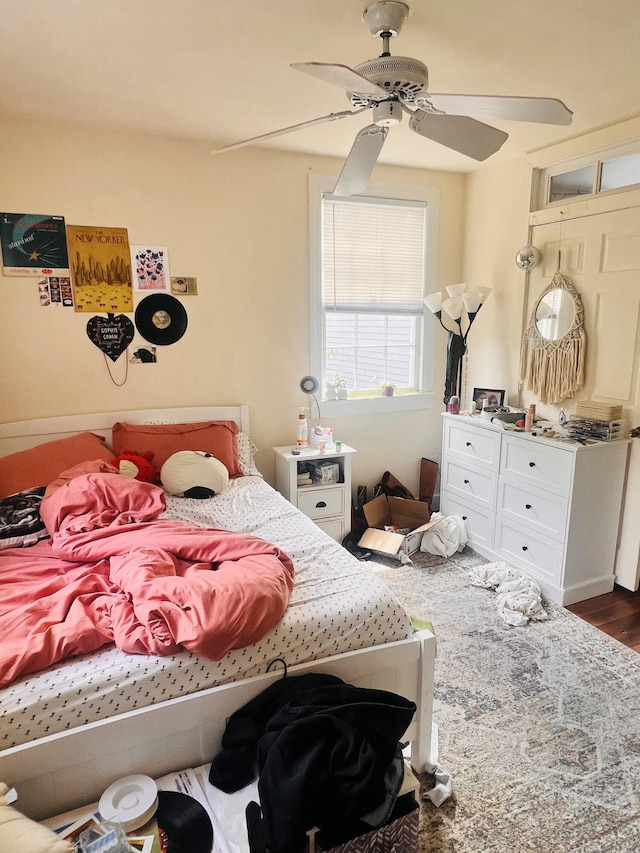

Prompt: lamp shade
[
  {"left": 474, "top": 286, "right": 492, "bottom": 304},
  {"left": 424, "top": 292, "right": 443, "bottom": 313},
  {"left": 445, "top": 283, "right": 466, "bottom": 297},
  {"left": 442, "top": 296, "right": 464, "bottom": 321},
  {"left": 462, "top": 292, "right": 482, "bottom": 314}
]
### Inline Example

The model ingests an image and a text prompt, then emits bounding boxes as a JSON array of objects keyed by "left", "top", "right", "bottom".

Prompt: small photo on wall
[
  {"left": 171, "top": 276, "right": 197, "bottom": 295},
  {"left": 129, "top": 341, "right": 158, "bottom": 364},
  {"left": 131, "top": 245, "right": 170, "bottom": 291}
]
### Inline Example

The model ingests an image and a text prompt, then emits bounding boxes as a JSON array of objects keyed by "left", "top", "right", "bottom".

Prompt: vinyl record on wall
[{"left": 135, "top": 293, "right": 188, "bottom": 345}]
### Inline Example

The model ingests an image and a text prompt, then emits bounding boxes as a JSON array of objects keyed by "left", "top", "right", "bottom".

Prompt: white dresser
[{"left": 440, "top": 413, "right": 630, "bottom": 605}]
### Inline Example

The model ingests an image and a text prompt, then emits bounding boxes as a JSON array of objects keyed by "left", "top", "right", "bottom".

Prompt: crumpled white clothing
[
  {"left": 420, "top": 512, "right": 468, "bottom": 558},
  {"left": 469, "top": 562, "right": 549, "bottom": 626},
  {"left": 422, "top": 759, "right": 453, "bottom": 807},
  {"left": 421, "top": 721, "right": 453, "bottom": 807}
]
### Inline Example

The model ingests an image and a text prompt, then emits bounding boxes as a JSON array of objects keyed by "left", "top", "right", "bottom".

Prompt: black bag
[{"left": 373, "top": 472, "right": 415, "bottom": 501}]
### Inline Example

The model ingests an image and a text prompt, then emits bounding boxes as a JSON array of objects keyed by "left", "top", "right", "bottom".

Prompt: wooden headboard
[{"left": 0, "top": 405, "right": 250, "bottom": 457}]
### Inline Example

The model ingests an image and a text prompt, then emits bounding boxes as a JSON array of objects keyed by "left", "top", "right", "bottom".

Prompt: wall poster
[
  {"left": 131, "top": 245, "right": 170, "bottom": 291},
  {"left": 1, "top": 212, "right": 69, "bottom": 276},
  {"left": 67, "top": 224, "right": 133, "bottom": 313}
]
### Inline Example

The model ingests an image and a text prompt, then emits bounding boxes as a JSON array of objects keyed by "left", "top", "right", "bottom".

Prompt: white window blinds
[{"left": 322, "top": 195, "right": 426, "bottom": 313}]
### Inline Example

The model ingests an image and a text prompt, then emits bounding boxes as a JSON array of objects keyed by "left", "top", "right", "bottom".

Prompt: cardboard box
[{"left": 358, "top": 494, "right": 438, "bottom": 559}]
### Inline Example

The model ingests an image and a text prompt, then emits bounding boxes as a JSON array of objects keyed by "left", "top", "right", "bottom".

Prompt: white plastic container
[{"left": 297, "top": 408, "right": 308, "bottom": 446}]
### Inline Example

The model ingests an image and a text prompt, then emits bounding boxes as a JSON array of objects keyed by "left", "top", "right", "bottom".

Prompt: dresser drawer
[
  {"left": 494, "top": 517, "right": 564, "bottom": 584},
  {"left": 445, "top": 420, "right": 500, "bottom": 470},
  {"left": 498, "top": 478, "right": 569, "bottom": 541},
  {"left": 297, "top": 486, "right": 344, "bottom": 519},
  {"left": 442, "top": 458, "right": 497, "bottom": 510},
  {"left": 500, "top": 435, "right": 573, "bottom": 496},
  {"left": 440, "top": 492, "right": 493, "bottom": 549}
]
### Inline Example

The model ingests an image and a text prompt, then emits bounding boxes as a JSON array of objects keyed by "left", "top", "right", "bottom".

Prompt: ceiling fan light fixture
[{"left": 373, "top": 100, "right": 402, "bottom": 126}]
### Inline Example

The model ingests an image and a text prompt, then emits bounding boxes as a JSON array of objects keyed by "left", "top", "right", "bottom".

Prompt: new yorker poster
[
  {"left": 67, "top": 224, "right": 133, "bottom": 313},
  {"left": 1, "top": 212, "right": 70, "bottom": 276}
]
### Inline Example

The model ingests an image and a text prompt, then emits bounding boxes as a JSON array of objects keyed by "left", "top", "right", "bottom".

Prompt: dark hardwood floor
[{"left": 567, "top": 585, "right": 640, "bottom": 652}]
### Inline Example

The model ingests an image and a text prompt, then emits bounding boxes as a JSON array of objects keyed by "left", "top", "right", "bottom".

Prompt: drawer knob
[
  {"left": 465, "top": 441, "right": 472, "bottom": 447},
  {"left": 316, "top": 501, "right": 327, "bottom": 508},
  {"left": 464, "top": 478, "right": 470, "bottom": 485},
  {"left": 522, "top": 545, "right": 528, "bottom": 551},
  {"left": 528, "top": 461, "right": 536, "bottom": 467},
  {"left": 462, "top": 515, "right": 468, "bottom": 521},
  {"left": 525, "top": 503, "right": 532, "bottom": 510}
]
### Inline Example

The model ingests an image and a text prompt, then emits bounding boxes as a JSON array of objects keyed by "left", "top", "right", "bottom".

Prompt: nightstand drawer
[
  {"left": 315, "top": 518, "right": 345, "bottom": 540},
  {"left": 498, "top": 478, "right": 568, "bottom": 541},
  {"left": 297, "top": 486, "right": 344, "bottom": 519}
]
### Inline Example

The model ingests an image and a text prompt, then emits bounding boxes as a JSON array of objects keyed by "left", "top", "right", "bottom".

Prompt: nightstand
[{"left": 273, "top": 444, "right": 356, "bottom": 541}]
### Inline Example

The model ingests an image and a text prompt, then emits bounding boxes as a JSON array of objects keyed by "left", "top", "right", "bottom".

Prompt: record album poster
[
  {"left": 1, "top": 212, "right": 69, "bottom": 276},
  {"left": 67, "top": 224, "right": 133, "bottom": 313}
]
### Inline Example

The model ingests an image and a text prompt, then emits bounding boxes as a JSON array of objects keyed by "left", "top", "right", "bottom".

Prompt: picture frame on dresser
[{"left": 472, "top": 387, "right": 505, "bottom": 408}]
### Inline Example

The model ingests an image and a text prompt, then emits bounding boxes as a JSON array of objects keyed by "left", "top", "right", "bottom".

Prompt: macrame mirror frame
[{"left": 520, "top": 270, "right": 586, "bottom": 404}]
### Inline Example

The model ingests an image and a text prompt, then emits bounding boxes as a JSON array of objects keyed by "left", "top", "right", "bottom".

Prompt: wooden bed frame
[{"left": 0, "top": 406, "right": 436, "bottom": 822}]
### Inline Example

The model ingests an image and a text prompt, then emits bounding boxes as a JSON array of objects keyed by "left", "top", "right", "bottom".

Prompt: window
[
  {"left": 533, "top": 140, "right": 640, "bottom": 210},
  {"left": 309, "top": 177, "right": 438, "bottom": 412}
]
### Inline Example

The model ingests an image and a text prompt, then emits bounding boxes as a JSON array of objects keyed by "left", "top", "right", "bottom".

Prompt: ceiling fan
[{"left": 211, "top": 0, "right": 572, "bottom": 196}]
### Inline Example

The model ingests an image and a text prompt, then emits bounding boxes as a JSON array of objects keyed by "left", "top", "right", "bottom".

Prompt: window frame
[{"left": 308, "top": 175, "right": 439, "bottom": 416}]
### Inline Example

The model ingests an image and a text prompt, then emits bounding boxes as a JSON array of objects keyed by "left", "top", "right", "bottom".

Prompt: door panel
[{"left": 526, "top": 205, "right": 640, "bottom": 590}]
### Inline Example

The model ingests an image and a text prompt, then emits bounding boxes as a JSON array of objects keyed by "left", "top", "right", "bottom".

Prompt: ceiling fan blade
[
  {"left": 210, "top": 109, "right": 365, "bottom": 154},
  {"left": 333, "top": 124, "right": 388, "bottom": 197},
  {"left": 292, "top": 62, "right": 389, "bottom": 98},
  {"left": 427, "top": 94, "right": 573, "bottom": 126},
  {"left": 409, "top": 110, "right": 508, "bottom": 161}
]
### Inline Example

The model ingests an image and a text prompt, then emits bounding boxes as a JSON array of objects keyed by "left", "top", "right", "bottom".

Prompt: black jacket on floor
[{"left": 209, "top": 673, "right": 416, "bottom": 853}]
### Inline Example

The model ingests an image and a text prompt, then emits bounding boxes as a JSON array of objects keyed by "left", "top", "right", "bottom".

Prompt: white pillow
[{"left": 236, "top": 431, "right": 262, "bottom": 477}]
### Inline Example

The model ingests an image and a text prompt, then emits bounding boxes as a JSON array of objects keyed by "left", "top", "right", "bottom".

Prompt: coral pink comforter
[{"left": 0, "top": 473, "right": 295, "bottom": 687}]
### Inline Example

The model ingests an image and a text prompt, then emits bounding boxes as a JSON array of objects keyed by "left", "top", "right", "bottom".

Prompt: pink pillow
[
  {"left": 0, "top": 433, "right": 116, "bottom": 499},
  {"left": 112, "top": 420, "right": 242, "bottom": 477}
]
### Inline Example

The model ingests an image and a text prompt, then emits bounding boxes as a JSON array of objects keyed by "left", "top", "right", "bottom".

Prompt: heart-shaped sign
[{"left": 86, "top": 313, "right": 134, "bottom": 362}]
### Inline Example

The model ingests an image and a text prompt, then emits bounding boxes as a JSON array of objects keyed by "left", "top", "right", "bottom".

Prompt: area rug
[{"left": 367, "top": 548, "right": 640, "bottom": 852}]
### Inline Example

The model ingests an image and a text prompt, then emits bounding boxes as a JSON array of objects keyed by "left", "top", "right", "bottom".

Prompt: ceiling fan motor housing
[{"left": 350, "top": 56, "right": 429, "bottom": 107}]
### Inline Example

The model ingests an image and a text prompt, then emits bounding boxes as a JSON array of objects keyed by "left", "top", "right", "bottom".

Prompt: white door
[{"left": 525, "top": 203, "right": 640, "bottom": 591}]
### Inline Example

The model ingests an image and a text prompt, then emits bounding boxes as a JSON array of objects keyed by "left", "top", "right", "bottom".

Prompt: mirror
[
  {"left": 520, "top": 271, "right": 586, "bottom": 404},
  {"left": 535, "top": 289, "right": 576, "bottom": 340}
]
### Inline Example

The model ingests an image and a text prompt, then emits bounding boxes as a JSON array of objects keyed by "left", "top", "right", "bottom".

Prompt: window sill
[{"left": 319, "top": 392, "right": 434, "bottom": 418}]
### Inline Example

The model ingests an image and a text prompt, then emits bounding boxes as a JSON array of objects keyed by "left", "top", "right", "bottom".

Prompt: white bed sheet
[{"left": 1, "top": 476, "right": 411, "bottom": 750}]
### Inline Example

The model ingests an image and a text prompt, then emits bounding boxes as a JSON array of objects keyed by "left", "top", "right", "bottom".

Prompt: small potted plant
[
  {"left": 380, "top": 382, "right": 396, "bottom": 397},
  {"left": 335, "top": 375, "right": 348, "bottom": 400}
]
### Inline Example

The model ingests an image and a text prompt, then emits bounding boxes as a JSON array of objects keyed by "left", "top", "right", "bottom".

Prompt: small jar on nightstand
[{"left": 273, "top": 444, "right": 357, "bottom": 542}]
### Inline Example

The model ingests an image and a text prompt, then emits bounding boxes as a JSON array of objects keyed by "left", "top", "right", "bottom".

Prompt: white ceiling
[{"left": 1, "top": 0, "right": 639, "bottom": 173}]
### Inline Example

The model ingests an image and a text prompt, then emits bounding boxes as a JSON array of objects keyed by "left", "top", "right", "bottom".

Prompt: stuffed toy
[
  {"left": 113, "top": 450, "right": 156, "bottom": 483},
  {"left": 0, "top": 783, "right": 74, "bottom": 853},
  {"left": 160, "top": 450, "right": 229, "bottom": 499}
]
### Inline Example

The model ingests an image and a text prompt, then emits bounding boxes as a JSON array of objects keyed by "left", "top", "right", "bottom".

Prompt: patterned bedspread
[{"left": 0, "top": 476, "right": 412, "bottom": 750}]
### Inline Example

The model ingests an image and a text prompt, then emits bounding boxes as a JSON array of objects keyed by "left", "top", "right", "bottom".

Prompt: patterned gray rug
[{"left": 367, "top": 548, "right": 640, "bottom": 852}]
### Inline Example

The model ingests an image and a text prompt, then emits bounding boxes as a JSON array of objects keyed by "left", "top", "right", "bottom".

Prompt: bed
[{"left": 0, "top": 406, "right": 435, "bottom": 823}]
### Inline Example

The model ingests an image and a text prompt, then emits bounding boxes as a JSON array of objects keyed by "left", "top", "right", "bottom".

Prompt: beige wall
[
  {"left": 462, "top": 156, "right": 532, "bottom": 408},
  {"left": 0, "top": 116, "right": 466, "bottom": 494}
]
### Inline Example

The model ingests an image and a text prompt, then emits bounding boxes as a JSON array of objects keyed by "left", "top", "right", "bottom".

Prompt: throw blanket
[
  {"left": 0, "top": 473, "right": 295, "bottom": 686},
  {"left": 469, "top": 562, "right": 549, "bottom": 626}
]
